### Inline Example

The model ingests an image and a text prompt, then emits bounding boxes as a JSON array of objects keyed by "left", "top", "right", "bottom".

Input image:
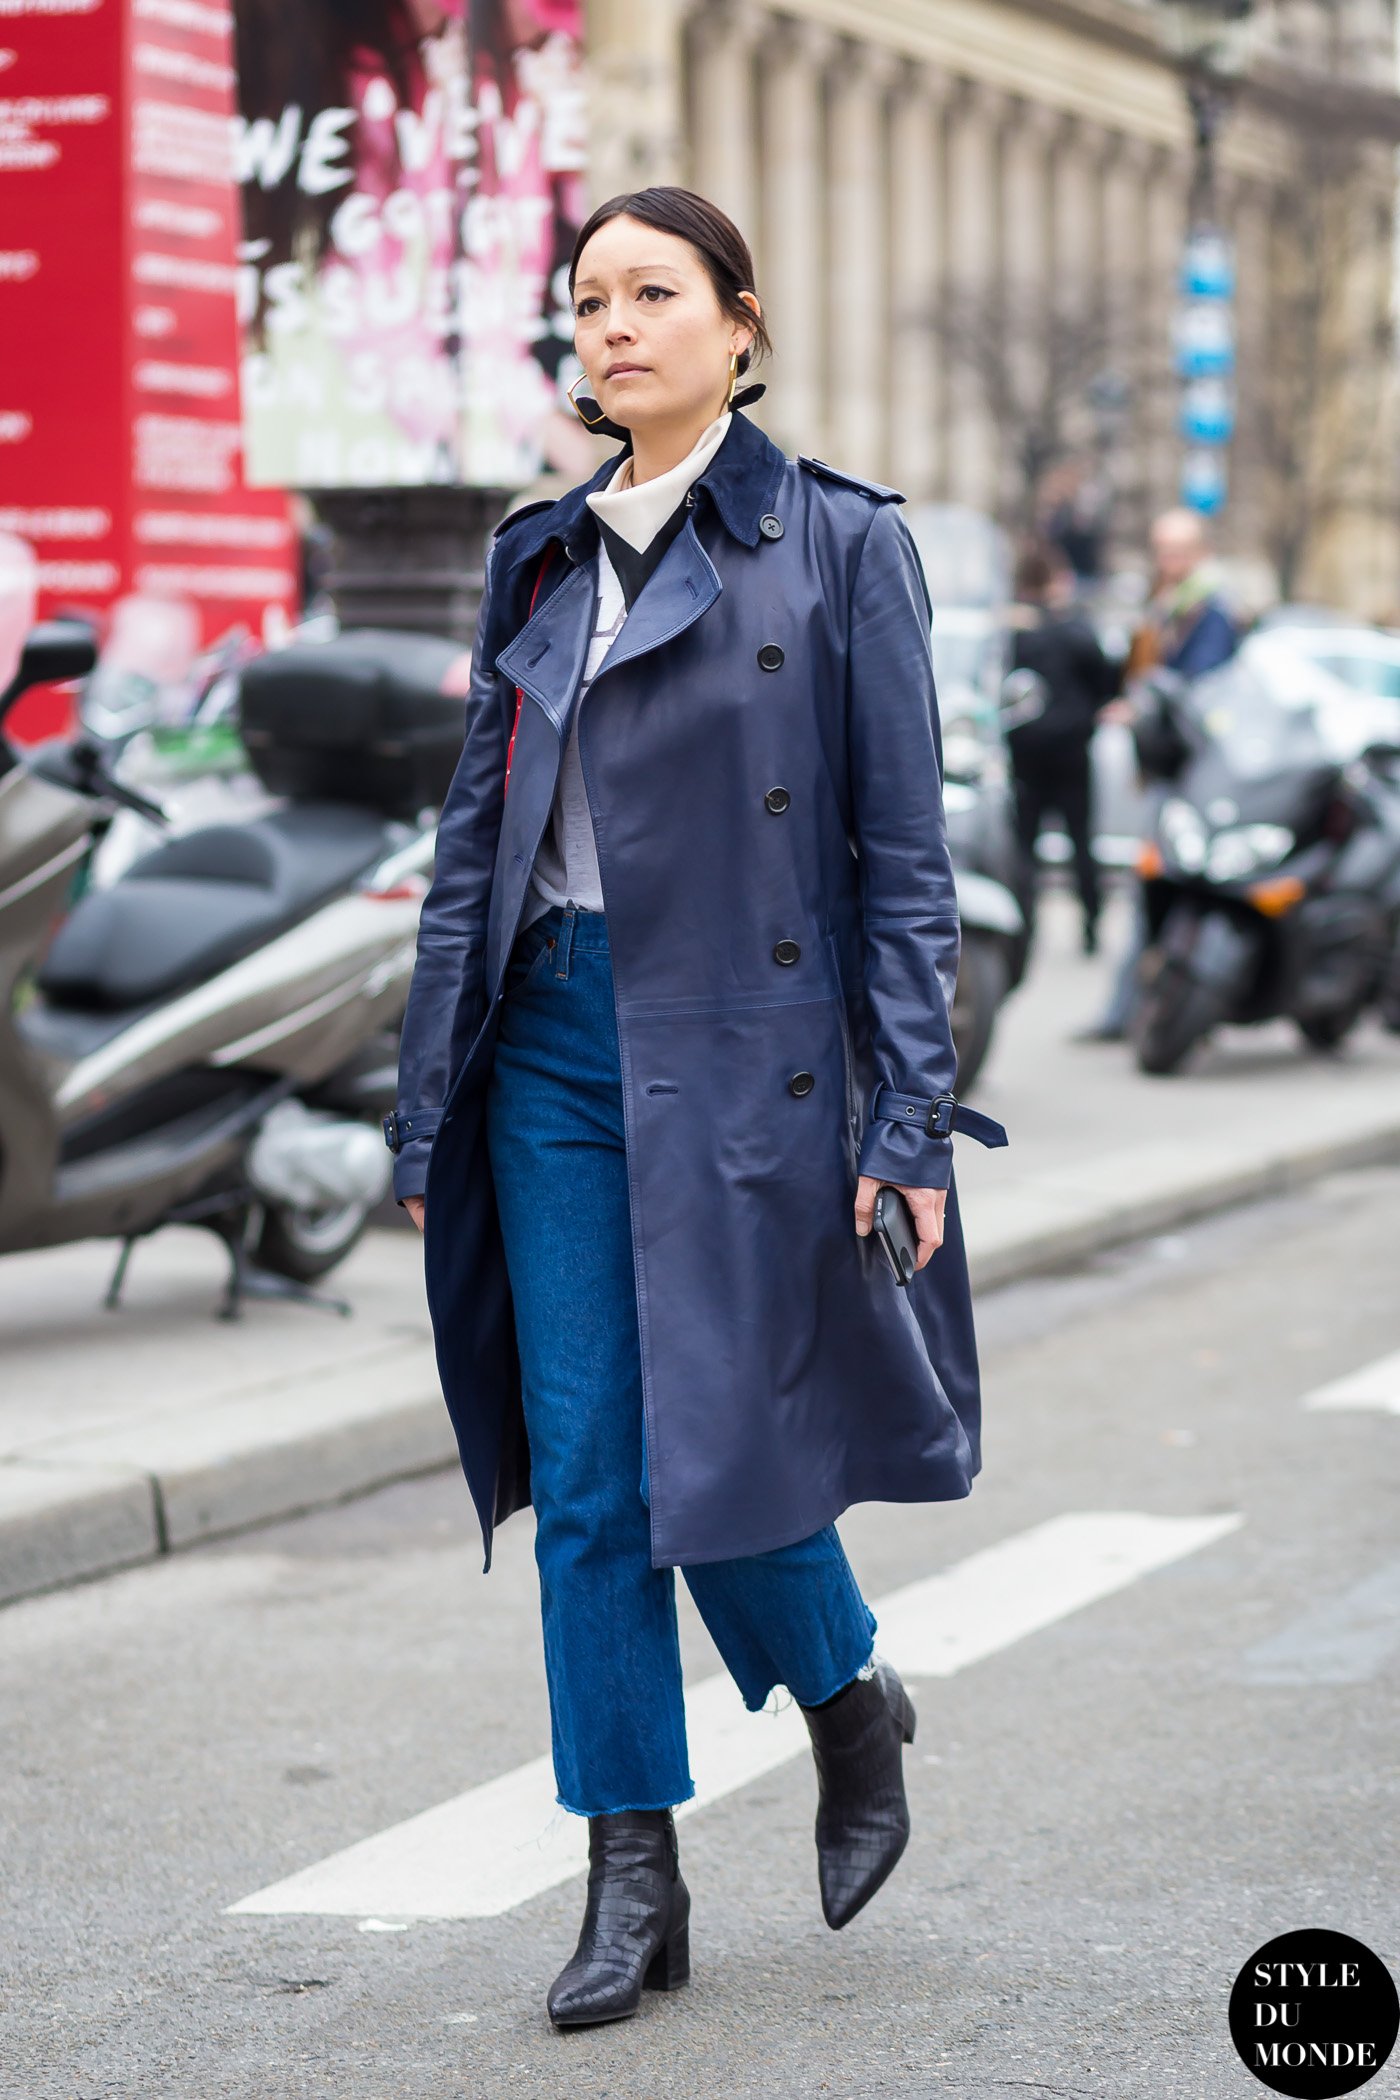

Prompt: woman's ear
[{"left": 734, "top": 290, "right": 761, "bottom": 358}]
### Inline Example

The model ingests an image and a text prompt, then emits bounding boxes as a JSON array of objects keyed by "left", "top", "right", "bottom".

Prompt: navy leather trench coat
[{"left": 389, "top": 404, "right": 1007, "bottom": 1573}]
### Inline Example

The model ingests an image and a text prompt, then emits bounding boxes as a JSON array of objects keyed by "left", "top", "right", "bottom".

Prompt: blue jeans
[{"left": 485, "top": 901, "right": 878, "bottom": 1816}]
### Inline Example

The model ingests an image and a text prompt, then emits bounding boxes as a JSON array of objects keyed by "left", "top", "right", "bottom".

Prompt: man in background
[
  {"left": 1126, "top": 508, "right": 1239, "bottom": 681},
  {"left": 1077, "top": 507, "right": 1241, "bottom": 1039},
  {"left": 1006, "top": 540, "right": 1121, "bottom": 956}
]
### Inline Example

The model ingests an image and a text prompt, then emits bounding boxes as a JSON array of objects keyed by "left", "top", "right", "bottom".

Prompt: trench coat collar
[{"left": 497, "top": 404, "right": 789, "bottom": 574}]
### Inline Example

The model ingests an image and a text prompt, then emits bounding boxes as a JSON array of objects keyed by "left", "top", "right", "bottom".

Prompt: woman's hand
[
  {"left": 403, "top": 1196, "right": 426, "bottom": 1234},
  {"left": 854, "top": 1177, "right": 946, "bottom": 1271}
]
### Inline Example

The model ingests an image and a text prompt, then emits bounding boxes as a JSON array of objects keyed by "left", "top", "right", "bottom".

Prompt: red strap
[{"left": 504, "top": 544, "right": 556, "bottom": 800}]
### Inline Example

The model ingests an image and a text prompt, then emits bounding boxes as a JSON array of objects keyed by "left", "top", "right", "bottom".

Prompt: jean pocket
[{"left": 504, "top": 931, "right": 555, "bottom": 997}]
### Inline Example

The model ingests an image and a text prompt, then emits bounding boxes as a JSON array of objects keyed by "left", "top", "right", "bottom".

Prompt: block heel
[{"left": 644, "top": 1915, "right": 690, "bottom": 1991}]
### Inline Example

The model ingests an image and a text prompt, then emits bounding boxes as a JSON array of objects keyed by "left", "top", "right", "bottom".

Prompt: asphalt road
[{"left": 4, "top": 1164, "right": 1399, "bottom": 2100}]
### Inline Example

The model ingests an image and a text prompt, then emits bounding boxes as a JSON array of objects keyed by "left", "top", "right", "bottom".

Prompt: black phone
[{"left": 871, "top": 1184, "right": 919, "bottom": 1287}]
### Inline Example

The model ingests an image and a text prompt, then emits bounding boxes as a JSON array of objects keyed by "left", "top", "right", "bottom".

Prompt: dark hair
[
  {"left": 568, "top": 186, "right": 774, "bottom": 374},
  {"left": 1013, "top": 540, "right": 1067, "bottom": 600}
]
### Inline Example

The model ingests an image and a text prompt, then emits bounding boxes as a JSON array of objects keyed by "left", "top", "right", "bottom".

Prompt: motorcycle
[
  {"left": 941, "top": 677, "right": 1030, "bottom": 1090},
  {"left": 1129, "top": 635, "right": 1400, "bottom": 1074},
  {"left": 0, "top": 619, "right": 462, "bottom": 1312}
]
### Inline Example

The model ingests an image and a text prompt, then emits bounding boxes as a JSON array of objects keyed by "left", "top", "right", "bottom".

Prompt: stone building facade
[{"left": 583, "top": 0, "right": 1400, "bottom": 611}]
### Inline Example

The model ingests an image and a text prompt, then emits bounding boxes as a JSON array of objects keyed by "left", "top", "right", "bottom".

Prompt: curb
[
  {"left": 5, "top": 1118, "right": 1400, "bottom": 1611},
  {"left": 965, "top": 1117, "right": 1400, "bottom": 1294}
]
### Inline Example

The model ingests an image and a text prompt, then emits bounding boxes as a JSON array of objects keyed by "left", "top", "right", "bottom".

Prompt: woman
[{"left": 388, "top": 186, "right": 1007, "bottom": 2028}]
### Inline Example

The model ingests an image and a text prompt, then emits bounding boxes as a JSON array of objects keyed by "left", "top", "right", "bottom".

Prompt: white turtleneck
[{"left": 521, "top": 410, "right": 732, "bottom": 928}]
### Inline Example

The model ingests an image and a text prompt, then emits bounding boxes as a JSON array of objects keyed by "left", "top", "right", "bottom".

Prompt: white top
[{"left": 520, "top": 410, "right": 733, "bottom": 927}]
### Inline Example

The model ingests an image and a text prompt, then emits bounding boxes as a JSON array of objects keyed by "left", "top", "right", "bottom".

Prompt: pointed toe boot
[
  {"left": 546, "top": 1807, "right": 691, "bottom": 2028},
  {"left": 800, "top": 1656, "right": 917, "bottom": 1930}
]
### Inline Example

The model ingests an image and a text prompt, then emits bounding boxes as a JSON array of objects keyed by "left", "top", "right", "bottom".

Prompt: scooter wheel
[
  {"left": 256, "top": 1199, "right": 372, "bottom": 1283},
  {"left": 1296, "top": 1005, "right": 1363, "bottom": 1052},
  {"left": 1131, "top": 962, "right": 1219, "bottom": 1076},
  {"left": 952, "top": 933, "right": 1010, "bottom": 1092}
]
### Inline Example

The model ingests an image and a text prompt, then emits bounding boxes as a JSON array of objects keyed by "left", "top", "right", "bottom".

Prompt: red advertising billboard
[{"left": 0, "top": 0, "right": 296, "bottom": 738}]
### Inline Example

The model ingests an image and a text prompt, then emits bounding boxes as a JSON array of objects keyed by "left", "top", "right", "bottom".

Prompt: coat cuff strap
[
  {"left": 383, "top": 1108, "right": 442, "bottom": 1154},
  {"left": 869, "top": 1081, "right": 1008, "bottom": 1149}
]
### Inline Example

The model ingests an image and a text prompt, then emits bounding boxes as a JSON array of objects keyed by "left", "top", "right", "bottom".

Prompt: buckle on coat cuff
[
  {"left": 383, "top": 1111, "right": 402, "bottom": 1154},
  {"left": 925, "top": 1093, "right": 958, "bottom": 1138},
  {"left": 869, "top": 1082, "right": 1009, "bottom": 1150}
]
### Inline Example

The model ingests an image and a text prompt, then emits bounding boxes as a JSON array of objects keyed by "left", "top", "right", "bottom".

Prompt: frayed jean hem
[
  {"left": 556, "top": 1783, "right": 697, "bottom": 1818},
  {"left": 736, "top": 1637, "right": 879, "bottom": 1715}
]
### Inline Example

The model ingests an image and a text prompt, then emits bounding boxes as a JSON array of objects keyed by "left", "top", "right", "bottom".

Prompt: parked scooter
[
  {"left": 941, "top": 679, "right": 1030, "bottom": 1090},
  {"left": 0, "top": 620, "right": 462, "bottom": 1311},
  {"left": 1128, "top": 636, "right": 1400, "bottom": 1074}
]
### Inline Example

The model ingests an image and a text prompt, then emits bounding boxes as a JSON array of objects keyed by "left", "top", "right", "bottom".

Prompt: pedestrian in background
[
  {"left": 388, "top": 186, "right": 1007, "bottom": 2028},
  {"left": 1125, "top": 508, "right": 1239, "bottom": 682},
  {"left": 1006, "top": 539, "right": 1119, "bottom": 956},
  {"left": 1078, "top": 507, "right": 1241, "bottom": 1040}
]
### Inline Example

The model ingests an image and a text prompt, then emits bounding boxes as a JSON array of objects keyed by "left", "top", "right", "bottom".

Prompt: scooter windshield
[{"left": 1187, "top": 634, "right": 1400, "bottom": 778}]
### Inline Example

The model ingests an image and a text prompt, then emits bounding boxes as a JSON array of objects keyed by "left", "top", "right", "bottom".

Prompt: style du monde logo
[{"left": 1230, "top": 1930, "right": 1399, "bottom": 2098}]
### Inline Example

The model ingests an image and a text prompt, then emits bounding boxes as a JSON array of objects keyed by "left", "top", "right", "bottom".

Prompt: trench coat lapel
[
  {"left": 591, "top": 519, "right": 722, "bottom": 683},
  {"left": 494, "top": 561, "right": 596, "bottom": 734}
]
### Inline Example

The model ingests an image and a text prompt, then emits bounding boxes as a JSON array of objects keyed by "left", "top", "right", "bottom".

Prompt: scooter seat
[{"left": 37, "top": 805, "right": 402, "bottom": 1012}]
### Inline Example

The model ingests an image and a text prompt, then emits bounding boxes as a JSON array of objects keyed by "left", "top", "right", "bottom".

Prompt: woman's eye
[
  {"left": 574, "top": 297, "right": 600, "bottom": 317},
  {"left": 638, "top": 285, "right": 672, "bottom": 303}
]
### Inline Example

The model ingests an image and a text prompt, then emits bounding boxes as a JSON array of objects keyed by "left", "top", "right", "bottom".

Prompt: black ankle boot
[
  {"left": 546, "top": 1808, "right": 691, "bottom": 2028},
  {"left": 800, "top": 1656, "right": 917, "bottom": 1930}
]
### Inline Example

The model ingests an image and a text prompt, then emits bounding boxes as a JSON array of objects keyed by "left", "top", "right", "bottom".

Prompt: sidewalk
[{"left": 4, "top": 889, "right": 1399, "bottom": 1606}]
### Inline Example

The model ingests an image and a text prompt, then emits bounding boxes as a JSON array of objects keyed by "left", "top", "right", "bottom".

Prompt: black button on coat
[{"left": 392, "top": 407, "right": 1007, "bottom": 1572}]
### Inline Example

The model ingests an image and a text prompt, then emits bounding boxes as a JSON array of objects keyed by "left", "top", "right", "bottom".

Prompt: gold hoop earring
[{"left": 566, "top": 372, "right": 610, "bottom": 429}]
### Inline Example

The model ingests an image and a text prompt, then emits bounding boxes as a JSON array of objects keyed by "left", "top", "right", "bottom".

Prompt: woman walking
[{"left": 387, "top": 186, "right": 1007, "bottom": 2027}]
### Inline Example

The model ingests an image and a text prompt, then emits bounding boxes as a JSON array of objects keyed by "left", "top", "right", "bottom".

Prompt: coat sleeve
[
  {"left": 390, "top": 540, "right": 509, "bottom": 1202},
  {"left": 846, "top": 501, "right": 961, "bottom": 1193}
]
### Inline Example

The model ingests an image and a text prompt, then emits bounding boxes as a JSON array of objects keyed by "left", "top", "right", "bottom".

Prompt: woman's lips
[{"left": 605, "top": 366, "right": 649, "bottom": 379}]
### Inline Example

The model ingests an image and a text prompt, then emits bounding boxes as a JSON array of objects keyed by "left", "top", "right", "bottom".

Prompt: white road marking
[
  {"left": 1302, "top": 1348, "right": 1400, "bottom": 1417},
  {"left": 1242, "top": 1561, "right": 1400, "bottom": 1685},
  {"left": 228, "top": 1509, "right": 1242, "bottom": 1923}
]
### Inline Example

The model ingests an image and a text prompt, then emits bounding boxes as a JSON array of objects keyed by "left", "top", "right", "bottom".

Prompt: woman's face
[{"left": 571, "top": 215, "right": 758, "bottom": 435}]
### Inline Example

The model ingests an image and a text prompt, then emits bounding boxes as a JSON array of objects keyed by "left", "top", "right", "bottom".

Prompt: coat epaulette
[{"left": 796, "top": 456, "right": 905, "bottom": 504}]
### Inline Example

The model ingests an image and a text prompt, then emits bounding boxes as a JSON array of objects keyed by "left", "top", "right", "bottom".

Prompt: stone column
[
  {"left": 1142, "top": 144, "right": 1189, "bottom": 517},
  {"left": 756, "top": 17, "right": 835, "bottom": 458},
  {"left": 1047, "top": 112, "right": 1104, "bottom": 464},
  {"left": 585, "top": 0, "right": 686, "bottom": 196},
  {"left": 942, "top": 79, "right": 1006, "bottom": 512},
  {"left": 1098, "top": 131, "right": 1154, "bottom": 548},
  {"left": 825, "top": 39, "right": 899, "bottom": 478},
  {"left": 997, "top": 95, "right": 1058, "bottom": 523},
  {"left": 685, "top": 0, "right": 764, "bottom": 264},
  {"left": 888, "top": 61, "right": 953, "bottom": 500}
]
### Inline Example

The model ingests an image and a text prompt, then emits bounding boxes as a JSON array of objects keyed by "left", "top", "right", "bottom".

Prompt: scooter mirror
[{"left": 0, "top": 619, "right": 99, "bottom": 723}]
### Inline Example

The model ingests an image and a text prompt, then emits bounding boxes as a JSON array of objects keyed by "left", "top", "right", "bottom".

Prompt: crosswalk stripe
[
  {"left": 227, "top": 1508, "right": 1242, "bottom": 1923},
  {"left": 1302, "top": 1348, "right": 1400, "bottom": 1417},
  {"left": 1242, "top": 1561, "right": 1400, "bottom": 1685}
]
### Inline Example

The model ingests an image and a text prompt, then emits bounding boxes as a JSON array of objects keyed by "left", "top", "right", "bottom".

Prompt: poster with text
[{"left": 232, "top": 0, "right": 587, "bottom": 491}]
